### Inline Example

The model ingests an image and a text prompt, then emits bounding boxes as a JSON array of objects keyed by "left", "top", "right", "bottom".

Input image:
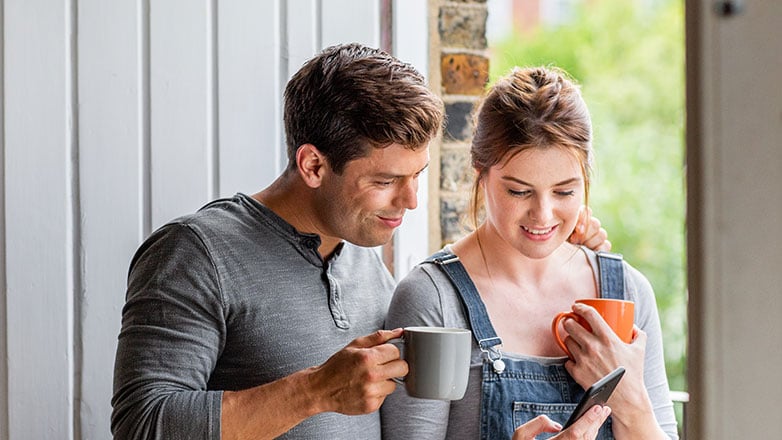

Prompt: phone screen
[{"left": 563, "top": 366, "right": 626, "bottom": 429}]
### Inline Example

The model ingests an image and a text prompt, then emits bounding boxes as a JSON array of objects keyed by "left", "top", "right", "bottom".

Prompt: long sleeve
[
  {"left": 624, "top": 262, "right": 680, "bottom": 439},
  {"left": 111, "top": 224, "right": 225, "bottom": 440}
]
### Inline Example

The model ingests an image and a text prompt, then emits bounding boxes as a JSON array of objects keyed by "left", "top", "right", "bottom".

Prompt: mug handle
[
  {"left": 551, "top": 312, "right": 577, "bottom": 360},
  {"left": 388, "top": 337, "right": 406, "bottom": 384}
]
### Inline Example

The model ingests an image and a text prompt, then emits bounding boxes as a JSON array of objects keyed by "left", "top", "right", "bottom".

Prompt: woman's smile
[{"left": 520, "top": 224, "right": 558, "bottom": 240}]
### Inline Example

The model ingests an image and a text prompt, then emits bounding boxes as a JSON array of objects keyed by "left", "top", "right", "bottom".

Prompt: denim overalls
[{"left": 428, "top": 250, "right": 625, "bottom": 440}]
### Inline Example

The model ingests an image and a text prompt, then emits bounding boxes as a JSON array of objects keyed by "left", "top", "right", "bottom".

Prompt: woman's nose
[{"left": 528, "top": 195, "right": 553, "bottom": 223}]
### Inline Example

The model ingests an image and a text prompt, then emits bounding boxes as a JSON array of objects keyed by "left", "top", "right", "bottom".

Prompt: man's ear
[{"left": 295, "top": 144, "right": 326, "bottom": 188}]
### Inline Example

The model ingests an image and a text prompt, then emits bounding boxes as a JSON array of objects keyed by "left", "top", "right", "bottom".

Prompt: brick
[
  {"left": 440, "top": 197, "right": 471, "bottom": 245},
  {"left": 439, "top": 5, "right": 488, "bottom": 49},
  {"left": 444, "top": 101, "right": 476, "bottom": 141},
  {"left": 440, "top": 146, "right": 473, "bottom": 193},
  {"left": 441, "top": 53, "right": 489, "bottom": 95}
]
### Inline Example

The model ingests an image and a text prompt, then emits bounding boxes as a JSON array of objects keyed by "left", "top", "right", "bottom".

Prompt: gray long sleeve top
[{"left": 111, "top": 193, "right": 396, "bottom": 439}]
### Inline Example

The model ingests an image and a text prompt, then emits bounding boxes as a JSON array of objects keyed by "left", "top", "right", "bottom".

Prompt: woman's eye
[
  {"left": 556, "top": 190, "right": 576, "bottom": 197},
  {"left": 509, "top": 189, "right": 531, "bottom": 197}
]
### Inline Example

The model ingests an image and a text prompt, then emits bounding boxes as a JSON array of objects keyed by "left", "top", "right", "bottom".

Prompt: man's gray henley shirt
[{"left": 111, "top": 193, "right": 396, "bottom": 439}]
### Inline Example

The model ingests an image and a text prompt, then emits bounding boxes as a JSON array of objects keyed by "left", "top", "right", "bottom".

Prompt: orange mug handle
[{"left": 551, "top": 312, "right": 579, "bottom": 359}]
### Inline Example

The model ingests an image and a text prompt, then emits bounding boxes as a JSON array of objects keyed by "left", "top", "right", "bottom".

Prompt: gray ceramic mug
[{"left": 392, "top": 326, "right": 472, "bottom": 400}]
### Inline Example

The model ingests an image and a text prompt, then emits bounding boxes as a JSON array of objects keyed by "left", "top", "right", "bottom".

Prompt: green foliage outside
[{"left": 490, "top": 0, "right": 687, "bottom": 397}]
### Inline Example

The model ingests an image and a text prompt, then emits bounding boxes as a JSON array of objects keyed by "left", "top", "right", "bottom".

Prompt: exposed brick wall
[{"left": 429, "top": 0, "right": 490, "bottom": 248}]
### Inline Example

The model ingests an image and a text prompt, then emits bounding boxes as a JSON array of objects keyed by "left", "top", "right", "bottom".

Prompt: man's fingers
[
  {"left": 568, "top": 206, "right": 589, "bottom": 243},
  {"left": 568, "top": 206, "right": 611, "bottom": 253},
  {"left": 349, "top": 328, "right": 404, "bottom": 349},
  {"left": 343, "top": 329, "right": 408, "bottom": 375},
  {"left": 581, "top": 225, "right": 609, "bottom": 251},
  {"left": 595, "top": 238, "right": 612, "bottom": 252}
]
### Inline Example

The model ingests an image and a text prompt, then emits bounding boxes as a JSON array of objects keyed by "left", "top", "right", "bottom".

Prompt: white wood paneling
[
  {"left": 0, "top": 1, "right": 417, "bottom": 437},
  {"left": 149, "top": 0, "right": 215, "bottom": 228},
  {"left": 284, "top": 0, "right": 321, "bottom": 173},
  {"left": 218, "top": 0, "right": 283, "bottom": 195},
  {"left": 322, "top": 0, "right": 380, "bottom": 47},
  {"left": 77, "top": 0, "right": 145, "bottom": 437},
  {"left": 4, "top": 0, "right": 75, "bottom": 438},
  {"left": 0, "top": 0, "right": 7, "bottom": 437},
  {"left": 287, "top": 0, "right": 321, "bottom": 78}
]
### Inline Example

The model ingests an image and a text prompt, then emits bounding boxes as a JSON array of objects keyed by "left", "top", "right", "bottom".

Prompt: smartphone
[{"left": 563, "top": 366, "right": 626, "bottom": 429}]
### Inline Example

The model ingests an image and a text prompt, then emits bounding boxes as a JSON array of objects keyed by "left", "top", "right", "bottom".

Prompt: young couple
[{"left": 112, "top": 43, "right": 677, "bottom": 439}]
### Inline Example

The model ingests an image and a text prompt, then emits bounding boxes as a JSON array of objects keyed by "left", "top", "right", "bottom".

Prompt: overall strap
[
  {"left": 596, "top": 251, "right": 625, "bottom": 300},
  {"left": 426, "top": 251, "right": 503, "bottom": 351}
]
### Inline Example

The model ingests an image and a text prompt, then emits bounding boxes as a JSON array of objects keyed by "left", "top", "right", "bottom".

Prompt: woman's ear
[
  {"left": 475, "top": 169, "right": 485, "bottom": 190},
  {"left": 295, "top": 144, "right": 326, "bottom": 188}
]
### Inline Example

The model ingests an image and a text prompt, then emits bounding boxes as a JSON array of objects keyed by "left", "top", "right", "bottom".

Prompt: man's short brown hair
[{"left": 283, "top": 43, "right": 444, "bottom": 174}]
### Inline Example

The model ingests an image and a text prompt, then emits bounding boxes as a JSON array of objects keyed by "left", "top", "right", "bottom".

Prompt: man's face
[{"left": 314, "top": 143, "right": 429, "bottom": 248}]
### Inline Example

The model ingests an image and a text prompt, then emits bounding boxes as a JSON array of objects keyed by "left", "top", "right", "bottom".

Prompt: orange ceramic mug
[{"left": 551, "top": 298, "right": 635, "bottom": 359}]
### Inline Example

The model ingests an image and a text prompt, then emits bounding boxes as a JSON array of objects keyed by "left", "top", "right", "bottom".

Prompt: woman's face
[{"left": 481, "top": 146, "right": 585, "bottom": 259}]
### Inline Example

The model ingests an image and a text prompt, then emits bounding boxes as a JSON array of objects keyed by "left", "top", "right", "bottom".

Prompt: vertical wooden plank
[
  {"left": 391, "top": 0, "right": 431, "bottom": 280},
  {"left": 393, "top": 0, "right": 428, "bottom": 73},
  {"left": 3, "top": 0, "right": 74, "bottom": 438},
  {"left": 321, "top": 0, "right": 380, "bottom": 48},
  {"left": 0, "top": 0, "right": 8, "bottom": 435},
  {"left": 77, "top": 0, "right": 145, "bottom": 437},
  {"left": 150, "top": 0, "right": 213, "bottom": 228},
  {"left": 287, "top": 0, "right": 320, "bottom": 72},
  {"left": 218, "top": 0, "right": 282, "bottom": 195},
  {"left": 380, "top": 0, "right": 393, "bottom": 53},
  {"left": 284, "top": 0, "right": 321, "bottom": 172}
]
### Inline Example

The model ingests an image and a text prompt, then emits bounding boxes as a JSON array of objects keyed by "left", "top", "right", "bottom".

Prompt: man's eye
[{"left": 376, "top": 181, "right": 394, "bottom": 186}]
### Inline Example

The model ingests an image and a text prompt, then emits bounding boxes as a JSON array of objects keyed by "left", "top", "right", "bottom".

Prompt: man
[{"left": 111, "top": 43, "right": 610, "bottom": 439}]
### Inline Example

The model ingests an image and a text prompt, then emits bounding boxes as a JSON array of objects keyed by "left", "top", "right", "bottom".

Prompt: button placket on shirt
[{"left": 325, "top": 263, "right": 350, "bottom": 329}]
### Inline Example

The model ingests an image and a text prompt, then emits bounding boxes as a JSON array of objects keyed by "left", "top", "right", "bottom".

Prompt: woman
[{"left": 381, "top": 66, "right": 678, "bottom": 439}]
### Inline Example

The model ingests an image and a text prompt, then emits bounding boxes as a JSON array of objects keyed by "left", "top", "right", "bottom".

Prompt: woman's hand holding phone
[
  {"left": 511, "top": 367, "right": 624, "bottom": 440},
  {"left": 511, "top": 406, "right": 612, "bottom": 440},
  {"left": 563, "top": 367, "right": 624, "bottom": 428}
]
